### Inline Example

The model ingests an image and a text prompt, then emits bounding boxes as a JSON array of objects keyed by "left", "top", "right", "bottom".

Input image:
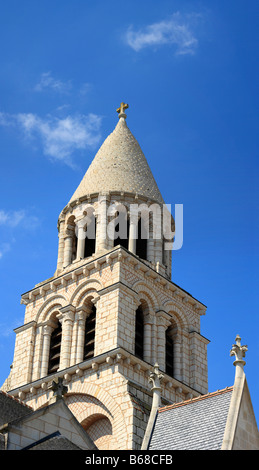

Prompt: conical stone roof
[{"left": 69, "top": 114, "right": 163, "bottom": 205}]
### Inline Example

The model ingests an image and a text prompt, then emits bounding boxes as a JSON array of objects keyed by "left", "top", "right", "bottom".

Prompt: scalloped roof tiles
[{"left": 69, "top": 117, "right": 163, "bottom": 204}]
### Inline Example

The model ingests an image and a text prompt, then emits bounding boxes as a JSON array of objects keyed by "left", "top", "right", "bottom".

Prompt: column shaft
[
  {"left": 76, "top": 309, "right": 88, "bottom": 364},
  {"left": 96, "top": 196, "right": 108, "bottom": 253},
  {"left": 143, "top": 317, "right": 153, "bottom": 363},
  {"left": 76, "top": 226, "right": 85, "bottom": 260},
  {"left": 63, "top": 235, "right": 73, "bottom": 267},
  {"left": 156, "top": 313, "right": 171, "bottom": 372},
  {"left": 58, "top": 307, "right": 75, "bottom": 370},
  {"left": 40, "top": 325, "right": 53, "bottom": 378},
  {"left": 129, "top": 221, "right": 137, "bottom": 254}
]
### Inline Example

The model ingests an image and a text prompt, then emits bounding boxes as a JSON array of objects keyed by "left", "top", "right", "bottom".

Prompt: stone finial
[
  {"left": 50, "top": 377, "right": 68, "bottom": 402},
  {"left": 149, "top": 363, "right": 164, "bottom": 396},
  {"left": 141, "top": 364, "right": 164, "bottom": 450},
  {"left": 116, "top": 102, "right": 129, "bottom": 119},
  {"left": 230, "top": 334, "right": 248, "bottom": 372}
]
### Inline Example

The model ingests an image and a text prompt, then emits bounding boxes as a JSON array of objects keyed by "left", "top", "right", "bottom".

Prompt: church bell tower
[{"left": 2, "top": 104, "right": 209, "bottom": 450}]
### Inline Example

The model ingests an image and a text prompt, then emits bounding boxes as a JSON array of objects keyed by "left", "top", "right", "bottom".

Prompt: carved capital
[
  {"left": 59, "top": 305, "right": 76, "bottom": 322},
  {"left": 143, "top": 313, "right": 154, "bottom": 325},
  {"left": 43, "top": 324, "right": 55, "bottom": 336},
  {"left": 156, "top": 310, "right": 171, "bottom": 329}
]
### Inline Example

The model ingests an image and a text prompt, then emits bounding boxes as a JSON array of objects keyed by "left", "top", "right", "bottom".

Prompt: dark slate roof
[
  {"left": 148, "top": 387, "right": 233, "bottom": 450},
  {"left": 0, "top": 391, "right": 33, "bottom": 427},
  {"left": 22, "top": 431, "right": 81, "bottom": 450}
]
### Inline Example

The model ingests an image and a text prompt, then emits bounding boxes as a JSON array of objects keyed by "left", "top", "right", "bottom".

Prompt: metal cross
[{"left": 116, "top": 102, "right": 129, "bottom": 116}]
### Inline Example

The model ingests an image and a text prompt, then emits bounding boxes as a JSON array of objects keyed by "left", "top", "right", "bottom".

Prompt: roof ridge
[
  {"left": 158, "top": 386, "right": 234, "bottom": 413},
  {"left": 0, "top": 389, "right": 33, "bottom": 410}
]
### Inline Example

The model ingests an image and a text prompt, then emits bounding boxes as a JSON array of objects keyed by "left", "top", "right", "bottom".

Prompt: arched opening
[
  {"left": 136, "top": 218, "right": 148, "bottom": 260},
  {"left": 83, "top": 303, "right": 96, "bottom": 360},
  {"left": 66, "top": 215, "right": 77, "bottom": 265},
  {"left": 135, "top": 305, "right": 144, "bottom": 360},
  {"left": 84, "top": 216, "right": 96, "bottom": 259},
  {"left": 81, "top": 414, "right": 113, "bottom": 450},
  {"left": 113, "top": 212, "right": 129, "bottom": 250},
  {"left": 48, "top": 319, "right": 62, "bottom": 375},
  {"left": 165, "top": 325, "right": 174, "bottom": 377},
  {"left": 72, "top": 234, "right": 78, "bottom": 262}
]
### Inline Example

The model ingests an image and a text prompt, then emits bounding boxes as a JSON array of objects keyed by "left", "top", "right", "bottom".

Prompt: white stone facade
[
  {"left": 1, "top": 111, "right": 209, "bottom": 450},
  {"left": 2, "top": 244, "right": 208, "bottom": 449}
]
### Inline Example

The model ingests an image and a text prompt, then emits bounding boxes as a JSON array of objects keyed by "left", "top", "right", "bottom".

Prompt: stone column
[
  {"left": 128, "top": 206, "right": 138, "bottom": 255},
  {"left": 143, "top": 314, "right": 153, "bottom": 364},
  {"left": 91, "top": 297, "right": 99, "bottom": 357},
  {"left": 75, "top": 306, "right": 89, "bottom": 364},
  {"left": 96, "top": 194, "right": 109, "bottom": 253},
  {"left": 147, "top": 238, "right": 155, "bottom": 264},
  {"left": 163, "top": 246, "right": 170, "bottom": 270},
  {"left": 56, "top": 219, "right": 65, "bottom": 273},
  {"left": 128, "top": 220, "right": 137, "bottom": 254},
  {"left": 58, "top": 305, "right": 76, "bottom": 370},
  {"left": 151, "top": 314, "right": 158, "bottom": 365},
  {"left": 173, "top": 334, "right": 182, "bottom": 381},
  {"left": 155, "top": 240, "right": 163, "bottom": 267},
  {"left": 63, "top": 225, "right": 74, "bottom": 268},
  {"left": 156, "top": 312, "right": 171, "bottom": 372},
  {"left": 146, "top": 216, "right": 155, "bottom": 264},
  {"left": 153, "top": 205, "right": 163, "bottom": 266},
  {"left": 32, "top": 325, "right": 44, "bottom": 381},
  {"left": 40, "top": 324, "right": 54, "bottom": 378},
  {"left": 75, "top": 219, "right": 86, "bottom": 260}
]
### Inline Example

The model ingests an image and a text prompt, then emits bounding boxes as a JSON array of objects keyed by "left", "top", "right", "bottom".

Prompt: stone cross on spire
[
  {"left": 50, "top": 377, "right": 68, "bottom": 402},
  {"left": 230, "top": 334, "right": 248, "bottom": 378},
  {"left": 116, "top": 102, "right": 129, "bottom": 119}
]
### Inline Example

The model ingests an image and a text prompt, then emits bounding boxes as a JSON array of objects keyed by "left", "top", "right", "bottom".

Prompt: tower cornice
[{"left": 20, "top": 245, "right": 206, "bottom": 312}]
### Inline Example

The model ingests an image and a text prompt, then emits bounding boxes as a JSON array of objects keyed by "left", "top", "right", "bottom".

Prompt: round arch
[
  {"left": 65, "top": 381, "right": 129, "bottom": 450},
  {"left": 131, "top": 280, "right": 159, "bottom": 310},
  {"left": 162, "top": 301, "right": 189, "bottom": 331},
  {"left": 36, "top": 294, "right": 68, "bottom": 324},
  {"left": 70, "top": 279, "right": 103, "bottom": 307}
]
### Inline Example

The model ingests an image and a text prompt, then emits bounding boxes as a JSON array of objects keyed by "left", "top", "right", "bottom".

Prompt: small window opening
[
  {"left": 136, "top": 218, "right": 147, "bottom": 260},
  {"left": 48, "top": 321, "right": 62, "bottom": 374},
  {"left": 135, "top": 306, "right": 144, "bottom": 360},
  {"left": 165, "top": 327, "right": 174, "bottom": 377},
  {"left": 114, "top": 214, "right": 129, "bottom": 250},
  {"left": 83, "top": 304, "right": 96, "bottom": 360},
  {"left": 84, "top": 217, "right": 96, "bottom": 258}
]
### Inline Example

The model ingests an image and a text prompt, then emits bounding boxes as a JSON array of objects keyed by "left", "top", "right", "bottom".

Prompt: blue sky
[{"left": 0, "top": 1, "right": 258, "bottom": 424}]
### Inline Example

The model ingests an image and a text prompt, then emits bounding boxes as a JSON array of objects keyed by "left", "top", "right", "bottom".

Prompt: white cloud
[
  {"left": 125, "top": 13, "right": 199, "bottom": 55},
  {"left": 0, "top": 209, "right": 40, "bottom": 230},
  {"left": 0, "top": 209, "right": 40, "bottom": 260},
  {"left": 0, "top": 243, "right": 11, "bottom": 259},
  {"left": 0, "top": 209, "right": 26, "bottom": 227},
  {"left": 79, "top": 82, "right": 92, "bottom": 96},
  {"left": 34, "top": 71, "right": 72, "bottom": 94},
  {"left": 0, "top": 317, "right": 24, "bottom": 337},
  {"left": 0, "top": 111, "right": 102, "bottom": 167}
]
